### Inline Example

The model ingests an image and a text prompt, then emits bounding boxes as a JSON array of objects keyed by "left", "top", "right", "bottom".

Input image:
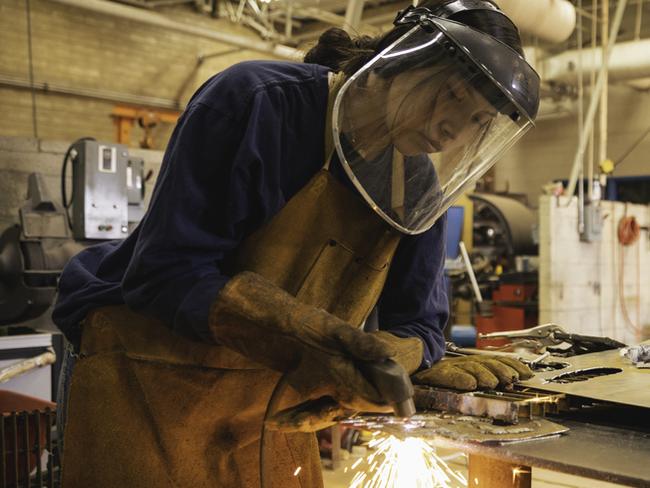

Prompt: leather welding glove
[
  {"left": 209, "top": 271, "right": 415, "bottom": 414},
  {"left": 412, "top": 355, "right": 534, "bottom": 391},
  {"left": 265, "top": 331, "right": 424, "bottom": 432},
  {"left": 371, "top": 330, "right": 424, "bottom": 375}
]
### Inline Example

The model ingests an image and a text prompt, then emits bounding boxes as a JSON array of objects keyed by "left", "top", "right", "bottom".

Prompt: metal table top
[{"left": 427, "top": 411, "right": 650, "bottom": 487}]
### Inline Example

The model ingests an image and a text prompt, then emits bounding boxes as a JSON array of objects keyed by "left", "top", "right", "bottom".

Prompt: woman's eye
[{"left": 473, "top": 113, "right": 492, "bottom": 127}]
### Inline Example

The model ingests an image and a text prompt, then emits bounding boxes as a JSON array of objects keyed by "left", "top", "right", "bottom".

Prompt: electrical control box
[
  {"left": 72, "top": 141, "right": 129, "bottom": 240},
  {"left": 580, "top": 203, "right": 603, "bottom": 243}
]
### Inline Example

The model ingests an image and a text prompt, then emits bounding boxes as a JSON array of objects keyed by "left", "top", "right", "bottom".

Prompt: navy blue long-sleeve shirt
[{"left": 52, "top": 61, "right": 448, "bottom": 368}]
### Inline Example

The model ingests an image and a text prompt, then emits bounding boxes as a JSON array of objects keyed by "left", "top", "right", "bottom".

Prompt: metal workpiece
[
  {"left": 519, "top": 342, "right": 650, "bottom": 409},
  {"left": 413, "top": 386, "right": 565, "bottom": 425},
  {"left": 346, "top": 412, "right": 568, "bottom": 445}
]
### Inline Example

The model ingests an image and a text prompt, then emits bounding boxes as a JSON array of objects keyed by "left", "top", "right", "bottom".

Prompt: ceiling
[{"left": 110, "top": 0, "right": 650, "bottom": 52}]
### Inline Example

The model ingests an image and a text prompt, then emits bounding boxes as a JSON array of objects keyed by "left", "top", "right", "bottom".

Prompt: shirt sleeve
[
  {"left": 377, "top": 213, "right": 449, "bottom": 368},
  {"left": 121, "top": 102, "right": 269, "bottom": 341}
]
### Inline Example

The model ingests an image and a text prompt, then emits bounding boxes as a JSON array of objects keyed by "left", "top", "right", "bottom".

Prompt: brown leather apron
[{"left": 61, "top": 76, "right": 401, "bottom": 488}]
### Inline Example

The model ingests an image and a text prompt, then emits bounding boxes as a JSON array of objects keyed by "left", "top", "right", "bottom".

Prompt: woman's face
[{"left": 385, "top": 68, "right": 497, "bottom": 156}]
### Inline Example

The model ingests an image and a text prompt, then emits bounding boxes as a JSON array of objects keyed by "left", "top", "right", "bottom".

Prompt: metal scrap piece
[
  {"left": 365, "top": 412, "right": 570, "bottom": 445},
  {"left": 413, "top": 386, "right": 564, "bottom": 424}
]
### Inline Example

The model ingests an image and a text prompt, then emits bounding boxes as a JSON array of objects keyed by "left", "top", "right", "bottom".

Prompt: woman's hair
[{"left": 303, "top": 0, "right": 523, "bottom": 75}]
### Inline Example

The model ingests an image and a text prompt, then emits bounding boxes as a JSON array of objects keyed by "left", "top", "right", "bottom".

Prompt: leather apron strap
[{"left": 323, "top": 72, "right": 346, "bottom": 170}]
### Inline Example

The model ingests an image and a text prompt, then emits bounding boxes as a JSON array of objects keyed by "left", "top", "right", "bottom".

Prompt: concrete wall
[
  {"left": 0, "top": 135, "right": 164, "bottom": 232},
  {"left": 539, "top": 195, "right": 650, "bottom": 345},
  {"left": 0, "top": 0, "right": 277, "bottom": 150},
  {"left": 495, "top": 85, "right": 650, "bottom": 206}
]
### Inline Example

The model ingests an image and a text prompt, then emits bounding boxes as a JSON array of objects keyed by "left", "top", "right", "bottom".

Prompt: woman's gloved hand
[
  {"left": 370, "top": 330, "right": 423, "bottom": 375},
  {"left": 209, "top": 271, "right": 419, "bottom": 415},
  {"left": 264, "top": 332, "right": 423, "bottom": 432},
  {"left": 412, "top": 355, "right": 534, "bottom": 391}
]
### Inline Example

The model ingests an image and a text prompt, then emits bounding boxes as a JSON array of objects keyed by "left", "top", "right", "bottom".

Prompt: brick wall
[
  {"left": 539, "top": 195, "right": 650, "bottom": 344},
  {"left": 0, "top": 0, "right": 279, "bottom": 150}
]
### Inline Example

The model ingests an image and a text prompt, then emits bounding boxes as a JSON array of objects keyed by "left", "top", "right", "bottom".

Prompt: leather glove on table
[
  {"left": 412, "top": 355, "right": 534, "bottom": 391},
  {"left": 209, "top": 271, "right": 424, "bottom": 429}
]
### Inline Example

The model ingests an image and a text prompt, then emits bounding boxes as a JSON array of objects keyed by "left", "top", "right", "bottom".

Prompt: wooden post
[
  {"left": 113, "top": 116, "right": 133, "bottom": 145},
  {"left": 468, "top": 454, "right": 531, "bottom": 488},
  {"left": 331, "top": 424, "right": 342, "bottom": 471}
]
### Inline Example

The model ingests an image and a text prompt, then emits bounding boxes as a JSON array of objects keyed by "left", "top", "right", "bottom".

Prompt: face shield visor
[{"left": 332, "top": 17, "right": 540, "bottom": 234}]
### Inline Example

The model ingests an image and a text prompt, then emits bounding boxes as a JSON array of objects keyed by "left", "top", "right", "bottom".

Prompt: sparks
[
  {"left": 293, "top": 466, "right": 302, "bottom": 476},
  {"left": 348, "top": 435, "right": 467, "bottom": 488}
]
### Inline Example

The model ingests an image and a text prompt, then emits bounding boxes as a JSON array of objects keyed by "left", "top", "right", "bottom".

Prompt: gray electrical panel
[
  {"left": 580, "top": 203, "right": 603, "bottom": 243},
  {"left": 72, "top": 141, "right": 129, "bottom": 240}
]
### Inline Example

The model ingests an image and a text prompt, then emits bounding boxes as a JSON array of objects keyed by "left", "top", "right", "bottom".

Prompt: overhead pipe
[
  {"left": 597, "top": 0, "right": 609, "bottom": 202},
  {"left": 0, "top": 74, "right": 181, "bottom": 110},
  {"left": 540, "top": 38, "right": 650, "bottom": 83},
  {"left": 565, "top": 0, "right": 629, "bottom": 202},
  {"left": 493, "top": 0, "right": 576, "bottom": 43},
  {"left": 50, "top": 0, "right": 301, "bottom": 60},
  {"left": 343, "top": 0, "right": 365, "bottom": 34}
]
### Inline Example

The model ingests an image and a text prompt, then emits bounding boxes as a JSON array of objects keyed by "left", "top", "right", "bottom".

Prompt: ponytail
[
  {"left": 303, "top": 28, "right": 386, "bottom": 75},
  {"left": 304, "top": 0, "right": 524, "bottom": 73}
]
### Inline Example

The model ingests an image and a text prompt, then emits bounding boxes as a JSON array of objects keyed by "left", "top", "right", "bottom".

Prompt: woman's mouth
[{"left": 416, "top": 133, "right": 442, "bottom": 153}]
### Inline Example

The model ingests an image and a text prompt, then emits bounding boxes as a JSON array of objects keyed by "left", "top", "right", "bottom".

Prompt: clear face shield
[{"left": 332, "top": 17, "right": 540, "bottom": 234}]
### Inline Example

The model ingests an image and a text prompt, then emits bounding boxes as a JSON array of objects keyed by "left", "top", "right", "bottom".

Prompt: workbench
[{"left": 444, "top": 414, "right": 650, "bottom": 487}]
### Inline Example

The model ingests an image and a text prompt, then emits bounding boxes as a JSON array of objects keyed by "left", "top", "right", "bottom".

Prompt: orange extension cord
[{"left": 617, "top": 212, "right": 642, "bottom": 340}]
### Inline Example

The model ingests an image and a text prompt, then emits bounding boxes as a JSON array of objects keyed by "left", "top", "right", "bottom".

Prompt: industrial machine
[
  {"left": 446, "top": 193, "right": 540, "bottom": 347},
  {"left": 0, "top": 140, "right": 147, "bottom": 326},
  {"left": 469, "top": 193, "right": 537, "bottom": 272},
  {"left": 0, "top": 173, "right": 85, "bottom": 325}
]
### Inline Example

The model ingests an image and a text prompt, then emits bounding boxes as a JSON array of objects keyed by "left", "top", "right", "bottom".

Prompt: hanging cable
[
  {"left": 577, "top": 0, "right": 586, "bottom": 232},
  {"left": 614, "top": 125, "right": 650, "bottom": 168},
  {"left": 25, "top": 0, "right": 38, "bottom": 139},
  {"left": 260, "top": 373, "right": 297, "bottom": 488},
  {"left": 61, "top": 137, "right": 95, "bottom": 231}
]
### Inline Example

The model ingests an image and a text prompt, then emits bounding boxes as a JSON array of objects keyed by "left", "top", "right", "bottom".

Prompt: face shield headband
[{"left": 331, "top": 17, "right": 540, "bottom": 235}]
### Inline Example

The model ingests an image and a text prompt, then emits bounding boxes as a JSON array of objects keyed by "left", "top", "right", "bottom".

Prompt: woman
[{"left": 53, "top": 1, "right": 539, "bottom": 486}]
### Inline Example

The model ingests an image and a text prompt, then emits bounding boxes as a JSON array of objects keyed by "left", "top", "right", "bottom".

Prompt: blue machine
[
  {"left": 444, "top": 205, "right": 477, "bottom": 347},
  {"left": 446, "top": 206, "right": 464, "bottom": 260}
]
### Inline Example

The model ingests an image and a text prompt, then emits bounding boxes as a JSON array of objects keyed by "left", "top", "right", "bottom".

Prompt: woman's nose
[
  {"left": 437, "top": 103, "right": 477, "bottom": 144},
  {"left": 439, "top": 121, "right": 457, "bottom": 143}
]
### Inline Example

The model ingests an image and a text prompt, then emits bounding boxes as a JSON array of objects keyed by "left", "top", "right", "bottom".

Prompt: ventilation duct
[
  {"left": 541, "top": 39, "right": 650, "bottom": 83},
  {"left": 494, "top": 0, "right": 576, "bottom": 43}
]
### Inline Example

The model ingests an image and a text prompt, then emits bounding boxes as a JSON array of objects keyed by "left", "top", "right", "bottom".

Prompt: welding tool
[
  {"left": 264, "top": 358, "right": 416, "bottom": 433},
  {"left": 358, "top": 358, "right": 416, "bottom": 418}
]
